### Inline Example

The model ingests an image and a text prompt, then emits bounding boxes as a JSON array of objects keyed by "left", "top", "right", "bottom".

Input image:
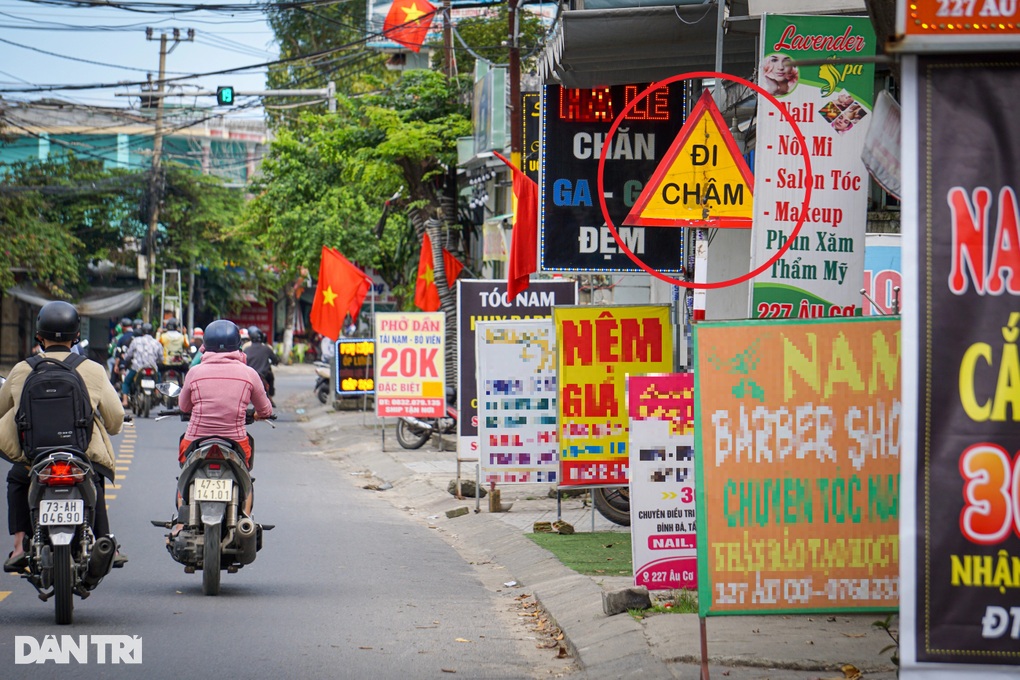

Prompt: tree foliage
[
  {"left": 0, "top": 154, "right": 139, "bottom": 295},
  {"left": 438, "top": 6, "right": 548, "bottom": 76},
  {"left": 243, "top": 70, "right": 471, "bottom": 309}
]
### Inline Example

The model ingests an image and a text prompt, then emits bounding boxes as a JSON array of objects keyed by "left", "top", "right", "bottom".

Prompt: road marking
[
  {"left": 0, "top": 591, "right": 10, "bottom": 602},
  {"left": 106, "top": 495, "right": 117, "bottom": 500}
]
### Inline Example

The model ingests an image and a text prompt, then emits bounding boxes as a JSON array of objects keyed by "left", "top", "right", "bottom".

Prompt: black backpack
[{"left": 16, "top": 353, "right": 94, "bottom": 459}]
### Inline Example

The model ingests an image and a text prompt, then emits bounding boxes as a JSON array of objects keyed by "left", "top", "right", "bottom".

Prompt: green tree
[
  {"left": 155, "top": 164, "right": 273, "bottom": 320},
  {"left": 264, "top": 2, "right": 392, "bottom": 127},
  {"left": 437, "top": 6, "right": 547, "bottom": 76},
  {"left": 0, "top": 154, "right": 140, "bottom": 295},
  {"left": 243, "top": 70, "right": 471, "bottom": 366}
]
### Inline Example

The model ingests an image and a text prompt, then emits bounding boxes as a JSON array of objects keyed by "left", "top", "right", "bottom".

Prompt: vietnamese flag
[
  {"left": 383, "top": 0, "right": 437, "bottom": 53},
  {"left": 414, "top": 232, "right": 464, "bottom": 311},
  {"left": 309, "top": 246, "right": 373, "bottom": 341},
  {"left": 493, "top": 152, "right": 538, "bottom": 301}
]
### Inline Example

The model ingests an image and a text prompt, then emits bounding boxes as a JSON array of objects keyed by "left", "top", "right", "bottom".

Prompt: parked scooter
[
  {"left": 313, "top": 360, "right": 330, "bottom": 404},
  {"left": 2, "top": 370, "right": 117, "bottom": 624},
  {"left": 396, "top": 386, "right": 458, "bottom": 450},
  {"left": 152, "top": 383, "right": 274, "bottom": 595}
]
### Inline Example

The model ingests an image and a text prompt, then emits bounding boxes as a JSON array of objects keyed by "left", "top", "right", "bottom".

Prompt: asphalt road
[{"left": 0, "top": 366, "right": 571, "bottom": 679}]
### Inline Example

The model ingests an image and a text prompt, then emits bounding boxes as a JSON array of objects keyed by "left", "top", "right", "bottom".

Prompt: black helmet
[
  {"left": 120, "top": 317, "right": 132, "bottom": 328},
  {"left": 142, "top": 322, "right": 155, "bottom": 336},
  {"left": 165, "top": 317, "right": 179, "bottom": 331},
  {"left": 36, "top": 301, "right": 80, "bottom": 343},
  {"left": 133, "top": 318, "right": 143, "bottom": 329},
  {"left": 247, "top": 326, "right": 262, "bottom": 343},
  {"left": 204, "top": 319, "right": 241, "bottom": 352}
]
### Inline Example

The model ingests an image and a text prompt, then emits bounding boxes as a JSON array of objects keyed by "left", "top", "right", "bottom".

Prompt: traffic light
[{"left": 216, "top": 86, "right": 235, "bottom": 106}]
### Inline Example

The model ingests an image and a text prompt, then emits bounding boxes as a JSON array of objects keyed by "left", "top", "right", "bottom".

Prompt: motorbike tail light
[
  {"left": 40, "top": 461, "right": 85, "bottom": 486},
  {"left": 206, "top": 445, "right": 224, "bottom": 460},
  {"left": 142, "top": 367, "right": 156, "bottom": 376},
  {"left": 208, "top": 463, "right": 221, "bottom": 470}
]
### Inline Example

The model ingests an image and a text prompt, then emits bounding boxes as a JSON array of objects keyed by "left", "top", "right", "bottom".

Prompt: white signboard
[
  {"left": 628, "top": 373, "right": 697, "bottom": 592},
  {"left": 475, "top": 320, "right": 558, "bottom": 484}
]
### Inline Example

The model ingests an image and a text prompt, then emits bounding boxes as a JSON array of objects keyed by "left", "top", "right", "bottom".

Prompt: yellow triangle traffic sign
[{"left": 624, "top": 90, "right": 754, "bottom": 229}]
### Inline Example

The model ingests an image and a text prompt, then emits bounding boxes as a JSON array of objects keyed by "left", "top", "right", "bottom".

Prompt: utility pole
[
  {"left": 443, "top": 0, "right": 454, "bottom": 79},
  {"left": 508, "top": 0, "right": 522, "bottom": 170},
  {"left": 144, "top": 27, "right": 193, "bottom": 323}
]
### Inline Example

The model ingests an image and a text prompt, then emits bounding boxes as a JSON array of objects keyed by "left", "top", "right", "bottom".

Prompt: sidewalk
[{"left": 282, "top": 366, "right": 899, "bottom": 680}]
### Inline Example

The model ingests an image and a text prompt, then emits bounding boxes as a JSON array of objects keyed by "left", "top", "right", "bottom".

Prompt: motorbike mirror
[{"left": 155, "top": 382, "right": 182, "bottom": 399}]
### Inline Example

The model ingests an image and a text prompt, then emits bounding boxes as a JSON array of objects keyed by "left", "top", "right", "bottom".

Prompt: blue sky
[{"left": 0, "top": 1, "right": 279, "bottom": 117}]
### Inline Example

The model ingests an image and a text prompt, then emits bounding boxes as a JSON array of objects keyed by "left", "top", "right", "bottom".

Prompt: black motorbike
[
  {"left": 396, "top": 386, "right": 458, "bottom": 450},
  {"left": 152, "top": 383, "right": 274, "bottom": 595},
  {"left": 25, "top": 451, "right": 117, "bottom": 623}
]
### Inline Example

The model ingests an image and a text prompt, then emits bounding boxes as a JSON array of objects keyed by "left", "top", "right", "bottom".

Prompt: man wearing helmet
[
  {"left": 0, "top": 301, "right": 127, "bottom": 571},
  {"left": 177, "top": 320, "right": 273, "bottom": 517},
  {"left": 121, "top": 322, "right": 163, "bottom": 409},
  {"left": 243, "top": 326, "right": 279, "bottom": 405},
  {"left": 159, "top": 317, "right": 190, "bottom": 366}
]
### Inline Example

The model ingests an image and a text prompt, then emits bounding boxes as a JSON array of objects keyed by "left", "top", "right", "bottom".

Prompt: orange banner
[{"left": 694, "top": 317, "right": 900, "bottom": 615}]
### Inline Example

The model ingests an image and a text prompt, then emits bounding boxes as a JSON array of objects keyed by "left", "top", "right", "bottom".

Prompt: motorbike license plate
[
  {"left": 40, "top": 499, "right": 84, "bottom": 525},
  {"left": 192, "top": 479, "right": 232, "bottom": 502},
  {"left": 141, "top": 379, "right": 156, "bottom": 389}
]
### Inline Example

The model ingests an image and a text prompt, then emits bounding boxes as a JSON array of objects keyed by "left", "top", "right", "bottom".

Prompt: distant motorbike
[
  {"left": 313, "top": 360, "right": 330, "bottom": 405},
  {"left": 152, "top": 383, "right": 274, "bottom": 596},
  {"left": 128, "top": 365, "right": 159, "bottom": 418},
  {"left": 160, "top": 353, "right": 190, "bottom": 394},
  {"left": 396, "top": 386, "right": 458, "bottom": 450}
]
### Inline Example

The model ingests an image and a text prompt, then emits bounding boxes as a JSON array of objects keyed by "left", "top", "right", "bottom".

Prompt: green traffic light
[{"left": 216, "top": 86, "right": 235, "bottom": 106}]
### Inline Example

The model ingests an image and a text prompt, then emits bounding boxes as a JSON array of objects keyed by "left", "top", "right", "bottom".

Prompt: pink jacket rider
[{"left": 179, "top": 350, "right": 273, "bottom": 446}]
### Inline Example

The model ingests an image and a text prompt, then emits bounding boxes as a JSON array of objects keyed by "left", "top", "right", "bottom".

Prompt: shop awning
[
  {"left": 6, "top": 285, "right": 143, "bottom": 318},
  {"left": 538, "top": 4, "right": 759, "bottom": 89}
]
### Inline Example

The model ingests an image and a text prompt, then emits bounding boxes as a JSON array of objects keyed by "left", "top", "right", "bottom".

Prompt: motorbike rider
[
  {"left": 243, "top": 326, "right": 279, "bottom": 405},
  {"left": 159, "top": 317, "right": 190, "bottom": 364},
  {"left": 177, "top": 320, "right": 273, "bottom": 517},
  {"left": 189, "top": 327, "right": 204, "bottom": 367},
  {"left": 121, "top": 322, "right": 163, "bottom": 409},
  {"left": 0, "top": 301, "right": 127, "bottom": 571}
]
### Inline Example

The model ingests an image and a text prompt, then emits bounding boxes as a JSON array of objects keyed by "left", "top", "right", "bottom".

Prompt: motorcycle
[
  {"left": 152, "top": 383, "right": 274, "bottom": 596},
  {"left": 313, "top": 360, "right": 330, "bottom": 405},
  {"left": 161, "top": 352, "right": 189, "bottom": 387},
  {"left": 396, "top": 386, "right": 458, "bottom": 450},
  {"left": 129, "top": 365, "right": 159, "bottom": 418},
  {"left": 592, "top": 487, "right": 631, "bottom": 526}
]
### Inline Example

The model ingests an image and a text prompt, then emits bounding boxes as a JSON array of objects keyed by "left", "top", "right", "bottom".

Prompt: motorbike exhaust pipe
[
  {"left": 401, "top": 416, "right": 433, "bottom": 430},
  {"left": 235, "top": 517, "right": 257, "bottom": 565},
  {"left": 81, "top": 536, "right": 116, "bottom": 589}
]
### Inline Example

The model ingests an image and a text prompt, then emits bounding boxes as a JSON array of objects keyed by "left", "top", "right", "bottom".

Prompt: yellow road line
[
  {"left": 106, "top": 495, "right": 117, "bottom": 500},
  {"left": 0, "top": 591, "right": 10, "bottom": 602}
]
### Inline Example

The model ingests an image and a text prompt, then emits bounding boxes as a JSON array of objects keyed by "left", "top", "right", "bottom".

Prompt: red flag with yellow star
[
  {"left": 414, "top": 232, "right": 464, "bottom": 311},
  {"left": 310, "top": 246, "right": 372, "bottom": 341},
  {"left": 383, "top": 0, "right": 437, "bottom": 53}
]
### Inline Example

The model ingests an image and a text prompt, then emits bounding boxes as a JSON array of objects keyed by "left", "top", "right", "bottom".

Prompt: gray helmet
[
  {"left": 247, "top": 326, "right": 262, "bottom": 343},
  {"left": 36, "top": 301, "right": 80, "bottom": 343},
  {"left": 165, "top": 317, "right": 179, "bottom": 331}
]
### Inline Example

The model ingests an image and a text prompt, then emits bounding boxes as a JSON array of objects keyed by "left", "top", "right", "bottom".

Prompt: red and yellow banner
[
  {"left": 555, "top": 305, "right": 673, "bottom": 487},
  {"left": 694, "top": 317, "right": 900, "bottom": 615}
]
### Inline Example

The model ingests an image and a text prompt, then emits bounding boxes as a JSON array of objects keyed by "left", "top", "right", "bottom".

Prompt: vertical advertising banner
[
  {"left": 456, "top": 280, "right": 577, "bottom": 457},
  {"left": 373, "top": 312, "right": 444, "bottom": 418},
  {"left": 476, "top": 320, "right": 558, "bottom": 484},
  {"left": 750, "top": 15, "right": 876, "bottom": 319},
  {"left": 555, "top": 305, "right": 673, "bottom": 487},
  {"left": 693, "top": 317, "right": 900, "bottom": 616},
  {"left": 335, "top": 339, "right": 375, "bottom": 396},
  {"left": 629, "top": 373, "right": 697, "bottom": 591},
  {"left": 903, "top": 56, "right": 1020, "bottom": 671}
]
